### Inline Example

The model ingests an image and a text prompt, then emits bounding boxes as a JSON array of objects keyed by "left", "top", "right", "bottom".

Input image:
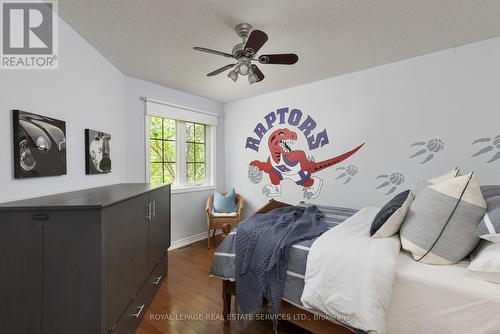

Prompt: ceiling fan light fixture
[
  {"left": 248, "top": 70, "right": 258, "bottom": 84},
  {"left": 228, "top": 70, "right": 238, "bottom": 82},
  {"left": 194, "top": 23, "right": 298, "bottom": 84},
  {"left": 237, "top": 59, "right": 250, "bottom": 76}
]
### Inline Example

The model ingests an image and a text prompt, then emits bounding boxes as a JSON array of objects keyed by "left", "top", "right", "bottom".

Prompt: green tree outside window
[
  {"left": 185, "top": 122, "right": 206, "bottom": 183},
  {"left": 150, "top": 117, "right": 176, "bottom": 185}
]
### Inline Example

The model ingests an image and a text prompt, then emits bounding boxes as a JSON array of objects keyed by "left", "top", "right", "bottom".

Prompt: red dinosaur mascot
[{"left": 248, "top": 128, "right": 364, "bottom": 199}]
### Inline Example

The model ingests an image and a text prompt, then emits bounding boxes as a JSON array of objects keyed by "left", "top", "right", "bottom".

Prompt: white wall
[
  {"left": 124, "top": 77, "right": 225, "bottom": 244},
  {"left": 224, "top": 37, "right": 500, "bottom": 215},
  {"left": 0, "top": 19, "right": 126, "bottom": 203}
]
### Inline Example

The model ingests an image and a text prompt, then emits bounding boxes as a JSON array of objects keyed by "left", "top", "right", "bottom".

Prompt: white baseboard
[{"left": 169, "top": 230, "right": 222, "bottom": 251}]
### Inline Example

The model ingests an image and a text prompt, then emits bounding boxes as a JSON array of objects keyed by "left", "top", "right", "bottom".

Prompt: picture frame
[
  {"left": 85, "top": 129, "right": 112, "bottom": 174},
  {"left": 12, "top": 110, "right": 67, "bottom": 178}
]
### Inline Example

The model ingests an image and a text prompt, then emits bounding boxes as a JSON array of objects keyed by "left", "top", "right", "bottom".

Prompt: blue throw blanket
[{"left": 235, "top": 205, "right": 328, "bottom": 317}]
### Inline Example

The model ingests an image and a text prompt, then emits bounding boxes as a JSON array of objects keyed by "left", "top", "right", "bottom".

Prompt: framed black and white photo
[
  {"left": 85, "top": 129, "right": 112, "bottom": 174},
  {"left": 13, "top": 110, "right": 67, "bottom": 178}
]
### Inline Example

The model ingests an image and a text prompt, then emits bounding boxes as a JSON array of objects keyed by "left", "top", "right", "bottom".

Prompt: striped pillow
[
  {"left": 477, "top": 186, "right": 500, "bottom": 243},
  {"left": 400, "top": 173, "right": 487, "bottom": 264},
  {"left": 414, "top": 168, "right": 460, "bottom": 195}
]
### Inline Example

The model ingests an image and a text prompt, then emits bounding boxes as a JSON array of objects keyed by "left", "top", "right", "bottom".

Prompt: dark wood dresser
[{"left": 0, "top": 183, "right": 171, "bottom": 334}]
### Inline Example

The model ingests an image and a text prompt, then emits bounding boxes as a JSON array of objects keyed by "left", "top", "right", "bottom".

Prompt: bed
[
  {"left": 210, "top": 200, "right": 500, "bottom": 334},
  {"left": 387, "top": 252, "right": 500, "bottom": 334},
  {"left": 210, "top": 201, "right": 358, "bottom": 307},
  {"left": 210, "top": 199, "right": 360, "bottom": 333}
]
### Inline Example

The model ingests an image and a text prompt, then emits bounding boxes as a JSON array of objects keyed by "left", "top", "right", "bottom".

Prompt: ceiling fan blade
[
  {"left": 206, "top": 64, "right": 236, "bottom": 77},
  {"left": 193, "top": 47, "right": 234, "bottom": 58},
  {"left": 244, "top": 30, "right": 268, "bottom": 55},
  {"left": 251, "top": 64, "right": 265, "bottom": 82},
  {"left": 258, "top": 53, "right": 298, "bottom": 65}
]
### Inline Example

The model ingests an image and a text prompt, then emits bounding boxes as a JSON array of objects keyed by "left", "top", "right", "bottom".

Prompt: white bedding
[
  {"left": 298, "top": 206, "right": 500, "bottom": 334},
  {"left": 387, "top": 252, "right": 500, "bottom": 334},
  {"left": 301, "top": 207, "right": 401, "bottom": 334}
]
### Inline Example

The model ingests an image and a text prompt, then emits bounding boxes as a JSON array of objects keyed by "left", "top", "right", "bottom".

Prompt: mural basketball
[{"left": 245, "top": 107, "right": 364, "bottom": 199}]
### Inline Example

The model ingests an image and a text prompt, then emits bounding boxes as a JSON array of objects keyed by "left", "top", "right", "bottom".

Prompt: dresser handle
[
  {"left": 31, "top": 212, "right": 48, "bottom": 221},
  {"left": 152, "top": 276, "right": 162, "bottom": 285},
  {"left": 145, "top": 202, "right": 152, "bottom": 221},
  {"left": 132, "top": 304, "right": 145, "bottom": 318}
]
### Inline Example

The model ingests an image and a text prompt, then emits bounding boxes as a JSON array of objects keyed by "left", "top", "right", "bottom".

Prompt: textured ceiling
[{"left": 59, "top": 0, "right": 500, "bottom": 103}]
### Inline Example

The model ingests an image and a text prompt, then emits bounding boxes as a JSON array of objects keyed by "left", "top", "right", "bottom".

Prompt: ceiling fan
[{"left": 193, "top": 23, "right": 299, "bottom": 84}]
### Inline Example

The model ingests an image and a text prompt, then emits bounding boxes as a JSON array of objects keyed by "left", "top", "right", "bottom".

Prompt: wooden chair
[{"left": 206, "top": 193, "right": 244, "bottom": 248}]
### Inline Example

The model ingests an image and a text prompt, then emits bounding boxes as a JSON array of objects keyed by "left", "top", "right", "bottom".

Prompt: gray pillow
[
  {"left": 400, "top": 173, "right": 487, "bottom": 264},
  {"left": 371, "top": 190, "right": 413, "bottom": 238},
  {"left": 477, "top": 186, "right": 500, "bottom": 243}
]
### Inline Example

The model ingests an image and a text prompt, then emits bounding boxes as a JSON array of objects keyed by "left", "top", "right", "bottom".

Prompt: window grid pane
[
  {"left": 150, "top": 139, "right": 163, "bottom": 162},
  {"left": 186, "top": 163, "right": 195, "bottom": 183},
  {"left": 164, "top": 163, "right": 175, "bottom": 184},
  {"left": 185, "top": 162, "right": 205, "bottom": 183},
  {"left": 163, "top": 140, "right": 176, "bottom": 163},
  {"left": 186, "top": 122, "right": 195, "bottom": 142},
  {"left": 195, "top": 163, "right": 205, "bottom": 183},
  {"left": 150, "top": 162, "right": 164, "bottom": 185},
  {"left": 150, "top": 117, "right": 163, "bottom": 139},
  {"left": 194, "top": 143, "right": 205, "bottom": 163},
  {"left": 184, "top": 143, "right": 206, "bottom": 163},
  {"left": 163, "top": 119, "right": 176, "bottom": 140},
  {"left": 185, "top": 123, "right": 206, "bottom": 144},
  {"left": 194, "top": 123, "right": 205, "bottom": 143}
]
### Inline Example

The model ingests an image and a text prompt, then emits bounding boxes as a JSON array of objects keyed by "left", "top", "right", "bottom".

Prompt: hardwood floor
[{"left": 136, "top": 236, "right": 311, "bottom": 334}]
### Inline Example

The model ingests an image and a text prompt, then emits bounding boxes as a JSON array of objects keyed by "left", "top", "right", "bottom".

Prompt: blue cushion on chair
[{"left": 213, "top": 188, "right": 238, "bottom": 213}]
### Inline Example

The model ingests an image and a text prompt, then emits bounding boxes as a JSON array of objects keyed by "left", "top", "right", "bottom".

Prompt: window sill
[{"left": 171, "top": 185, "right": 216, "bottom": 194}]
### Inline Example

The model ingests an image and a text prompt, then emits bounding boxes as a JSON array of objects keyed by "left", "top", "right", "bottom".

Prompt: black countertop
[{"left": 0, "top": 183, "right": 169, "bottom": 210}]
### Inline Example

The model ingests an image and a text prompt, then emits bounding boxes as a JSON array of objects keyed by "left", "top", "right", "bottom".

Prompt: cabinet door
[
  {"left": 106, "top": 195, "right": 149, "bottom": 329},
  {"left": 148, "top": 186, "right": 170, "bottom": 271},
  {"left": 0, "top": 211, "right": 42, "bottom": 334},
  {"left": 42, "top": 209, "right": 101, "bottom": 334}
]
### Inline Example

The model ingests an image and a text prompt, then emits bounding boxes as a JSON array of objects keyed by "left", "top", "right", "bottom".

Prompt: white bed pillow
[{"left": 468, "top": 241, "right": 500, "bottom": 284}]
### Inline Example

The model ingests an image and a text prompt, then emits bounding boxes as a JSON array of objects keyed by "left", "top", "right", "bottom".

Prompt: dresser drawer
[
  {"left": 110, "top": 281, "right": 153, "bottom": 334},
  {"left": 149, "top": 253, "right": 167, "bottom": 293},
  {"left": 110, "top": 254, "right": 167, "bottom": 334}
]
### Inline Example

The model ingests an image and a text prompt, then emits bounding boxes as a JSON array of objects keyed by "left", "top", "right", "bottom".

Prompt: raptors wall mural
[{"left": 245, "top": 107, "right": 364, "bottom": 199}]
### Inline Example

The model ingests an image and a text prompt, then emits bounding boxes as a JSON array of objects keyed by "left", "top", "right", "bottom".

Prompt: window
[
  {"left": 148, "top": 116, "right": 214, "bottom": 190},
  {"left": 185, "top": 122, "right": 206, "bottom": 184},
  {"left": 150, "top": 117, "right": 176, "bottom": 184}
]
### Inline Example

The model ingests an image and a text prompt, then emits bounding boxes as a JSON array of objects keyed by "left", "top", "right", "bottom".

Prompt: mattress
[
  {"left": 387, "top": 252, "right": 500, "bottom": 334},
  {"left": 209, "top": 204, "right": 358, "bottom": 305}
]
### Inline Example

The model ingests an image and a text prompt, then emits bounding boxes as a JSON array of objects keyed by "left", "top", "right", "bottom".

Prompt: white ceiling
[{"left": 59, "top": 0, "right": 500, "bottom": 103}]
